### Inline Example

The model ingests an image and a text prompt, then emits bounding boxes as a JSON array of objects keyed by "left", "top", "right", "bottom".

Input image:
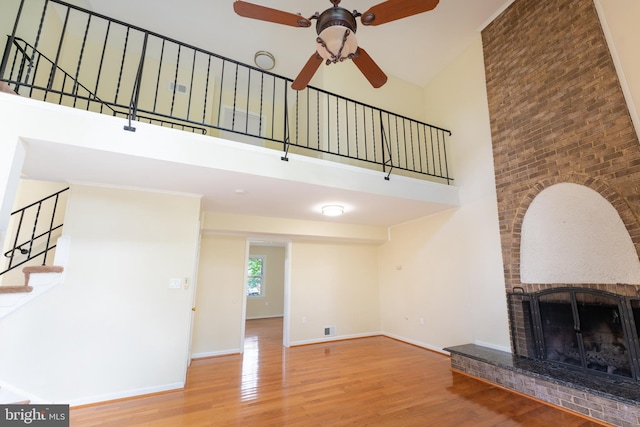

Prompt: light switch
[{"left": 169, "top": 278, "right": 182, "bottom": 289}]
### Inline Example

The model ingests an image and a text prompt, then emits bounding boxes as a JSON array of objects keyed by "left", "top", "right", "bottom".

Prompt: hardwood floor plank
[{"left": 71, "top": 318, "right": 603, "bottom": 426}]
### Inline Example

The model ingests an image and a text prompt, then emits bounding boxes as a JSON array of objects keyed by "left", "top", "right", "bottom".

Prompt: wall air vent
[
  {"left": 168, "top": 81, "right": 188, "bottom": 94},
  {"left": 324, "top": 326, "right": 336, "bottom": 337}
]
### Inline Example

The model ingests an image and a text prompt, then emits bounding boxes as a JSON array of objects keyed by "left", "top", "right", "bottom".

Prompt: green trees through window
[{"left": 247, "top": 256, "right": 264, "bottom": 297}]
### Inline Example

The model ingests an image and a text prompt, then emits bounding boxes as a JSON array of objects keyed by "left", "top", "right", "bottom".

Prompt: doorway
[{"left": 242, "top": 240, "right": 290, "bottom": 348}]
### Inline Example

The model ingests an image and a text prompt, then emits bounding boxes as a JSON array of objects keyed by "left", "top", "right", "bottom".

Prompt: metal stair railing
[
  {"left": 2, "top": 36, "right": 209, "bottom": 135},
  {"left": 1, "top": 187, "right": 69, "bottom": 277},
  {"left": 0, "top": 0, "right": 452, "bottom": 183}
]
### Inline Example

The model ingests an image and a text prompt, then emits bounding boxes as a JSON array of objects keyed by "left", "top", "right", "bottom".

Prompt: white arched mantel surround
[{"left": 520, "top": 182, "right": 640, "bottom": 284}]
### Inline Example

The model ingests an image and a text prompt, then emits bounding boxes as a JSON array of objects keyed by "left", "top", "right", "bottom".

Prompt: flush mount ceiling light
[
  {"left": 321, "top": 205, "right": 344, "bottom": 217},
  {"left": 254, "top": 50, "right": 275, "bottom": 70}
]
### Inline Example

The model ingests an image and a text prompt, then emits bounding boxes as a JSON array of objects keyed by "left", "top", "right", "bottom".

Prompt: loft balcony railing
[{"left": 0, "top": 0, "right": 452, "bottom": 183}]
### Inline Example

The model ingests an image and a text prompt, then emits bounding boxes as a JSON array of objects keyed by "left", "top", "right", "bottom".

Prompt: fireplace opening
[{"left": 510, "top": 288, "right": 640, "bottom": 382}]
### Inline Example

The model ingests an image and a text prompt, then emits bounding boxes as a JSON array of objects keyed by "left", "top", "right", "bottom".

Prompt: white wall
[
  {"left": 194, "top": 236, "right": 381, "bottom": 352},
  {"left": 378, "top": 36, "right": 509, "bottom": 352},
  {"left": 191, "top": 234, "right": 246, "bottom": 357},
  {"left": 0, "top": 132, "right": 25, "bottom": 250},
  {"left": 289, "top": 240, "right": 380, "bottom": 345},
  {"left": 0, "top": 184, "right": 201, "bottom": 405},
  {"left": 321, "top": 65, "right": 428, "bottom": 122},
  {"left": 595, "top": 0, "right": 640, "bottom": 142},
  {"left": 378, "top": 212, "right": 474, "bottom": 351},
  {"left": 246, "top": 245, "right": 285, "bottom": 319}
]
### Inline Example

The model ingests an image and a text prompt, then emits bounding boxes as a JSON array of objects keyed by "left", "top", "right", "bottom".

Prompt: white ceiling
[
  {"left": 79, "top": 0, "right": 513, "bottom": 89},
  {"left": 28, "top": 0, "right": 513, "bottom": 228}
]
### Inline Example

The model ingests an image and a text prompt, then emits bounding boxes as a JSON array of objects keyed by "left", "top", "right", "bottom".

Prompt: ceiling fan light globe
[{"left": 316, "top": 26, "right": 358, "bottom": 63}]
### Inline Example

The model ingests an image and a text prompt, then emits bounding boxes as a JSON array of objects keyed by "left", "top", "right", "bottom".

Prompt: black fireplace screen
[{"left": 509, "top": 288, "right": 640, "bottom": 381}]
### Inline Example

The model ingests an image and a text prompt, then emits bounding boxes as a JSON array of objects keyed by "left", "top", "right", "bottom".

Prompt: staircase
[
  {"left": 0, "top": 186, "right": 69, "bottom": 405},
  {"left": 0, "top": 265, "right": 64, "bottom": 294},
  {"left": 0, "top": 187, "right": 69, "bottom": 319},
  {"left": 0, "top": 253, "right": 67, "bottom": 319},
  {"left": 1, "top": 187, "right": 68, "bottom": 277}
]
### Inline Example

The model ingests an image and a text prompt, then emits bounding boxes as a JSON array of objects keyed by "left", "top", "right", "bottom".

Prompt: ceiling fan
[{"left": 233, "top": 0, "right": 440, "bottom": 90}]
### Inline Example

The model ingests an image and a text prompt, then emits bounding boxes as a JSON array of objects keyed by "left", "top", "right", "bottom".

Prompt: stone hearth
[{"left": 446, "top": 344, "right": 640, "bottom": 427}]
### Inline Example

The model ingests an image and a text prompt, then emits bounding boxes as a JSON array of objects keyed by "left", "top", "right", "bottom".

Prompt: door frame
[{"left": 240, "top": 238, "right": 292, "bottom": 351}]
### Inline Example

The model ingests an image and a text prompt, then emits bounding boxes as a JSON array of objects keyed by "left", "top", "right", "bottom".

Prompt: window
[{"left": 247, "top": 256, "right": 265, "bottom": 297}]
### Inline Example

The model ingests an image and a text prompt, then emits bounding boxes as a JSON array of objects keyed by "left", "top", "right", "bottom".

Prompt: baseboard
[
  {"left": 66, "top": 382, "right": 184, "bottom": 407},
  {"left": 289, "top": 331, "right": 381, "bottom": 347},
  {"left": 288, "top": 332, "right": 454, "bottom": 355},
  {"left": 245, "top": 315, "right": 283, "bottom": 320},
  {"left": 382, "top": 332, "right": 450, "bottom": 355},
  {"left": 473, "top": 340, "right": 511, "bottom": 353},
  {"left": 192, "top": 348, "right": 241, "bottom": 359}
]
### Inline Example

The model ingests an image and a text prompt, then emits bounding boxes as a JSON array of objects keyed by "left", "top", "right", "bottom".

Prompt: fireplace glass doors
[{"left": 513, "top": 288, "right": 640, "bottom": 381}]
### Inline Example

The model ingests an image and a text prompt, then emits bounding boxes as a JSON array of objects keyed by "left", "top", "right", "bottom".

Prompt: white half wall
[{"left": 0, "top": 184, "right": 201, "bottom": 405}]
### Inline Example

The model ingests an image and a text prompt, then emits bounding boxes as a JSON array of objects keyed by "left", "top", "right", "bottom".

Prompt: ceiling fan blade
[
  {"left": 233, "top": 1, "right": 311, "bottom": 28},
  {"left": 352, "top": 48, "right": 388, "bottom": 88},
  {"left": 360, "top": 0, "right": 439, "bottom": 26},
  {"left": 291, "top": 53, "right": 323, "bottom": 90}
]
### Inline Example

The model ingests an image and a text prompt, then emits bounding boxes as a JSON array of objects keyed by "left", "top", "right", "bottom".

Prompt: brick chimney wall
[{"left": 481, "top": 0, "right": 640, "bottom": 295}]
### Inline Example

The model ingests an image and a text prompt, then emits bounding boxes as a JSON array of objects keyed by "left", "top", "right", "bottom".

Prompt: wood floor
[{"left": 71, "top": 318, "right": 602, "bottom": 426}]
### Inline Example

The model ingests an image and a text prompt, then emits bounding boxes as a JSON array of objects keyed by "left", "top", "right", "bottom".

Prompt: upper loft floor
[
  {"left": 0, "top": 0, "right": 452, "bottom": 183},
  {"left": 0, "top": 0, "right": 461, "bottom": 233}
]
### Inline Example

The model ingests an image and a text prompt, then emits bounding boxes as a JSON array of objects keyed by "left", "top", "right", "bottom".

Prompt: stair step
[
  {"left": 0, "top": 265, "right": 65, "bottom": 317},
  {"left": 0, "top": 81, "right": 17, "bottom": 95},
  {"left": 23, "top": 266, "right": 64, "bottom": 286},
  {"left": 0, "top": 285, "right": 33, "bottom": 294}
]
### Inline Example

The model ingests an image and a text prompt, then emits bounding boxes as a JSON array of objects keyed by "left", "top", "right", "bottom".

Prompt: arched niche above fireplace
[{"left": 520, "top": 182, "right": 640, "bottom": 284}]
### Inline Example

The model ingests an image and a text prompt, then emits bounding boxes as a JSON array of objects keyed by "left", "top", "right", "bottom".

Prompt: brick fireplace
[{"left": 448, "top": 0, "right": 640, "bottom": 425}]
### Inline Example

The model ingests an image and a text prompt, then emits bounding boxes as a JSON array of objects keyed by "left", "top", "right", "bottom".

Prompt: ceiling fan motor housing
[{"left": 315, "top": 6, "right": 358, "bottom": 64}]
